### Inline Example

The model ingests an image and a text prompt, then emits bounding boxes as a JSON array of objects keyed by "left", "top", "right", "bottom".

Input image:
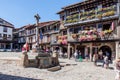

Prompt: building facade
[
  {"left": 13, "top": 26, "right": 26, "bottom": 51},
  {"left": 0, "top": 18, "right": 14, "bottom": 51},
  {"left": 57, "top": 0, "right": 120, "bottom": 60},
  {"left": 24, "top": 20, "right": 60, "bottom": 51}
]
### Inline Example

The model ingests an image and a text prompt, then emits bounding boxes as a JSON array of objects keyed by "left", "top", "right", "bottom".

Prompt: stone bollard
[
  {"left": 20, "top": 51, "right": 29, "bottom": 67},
  {"left": 52, "top": 52, "right": 59, "bottom": 66}
]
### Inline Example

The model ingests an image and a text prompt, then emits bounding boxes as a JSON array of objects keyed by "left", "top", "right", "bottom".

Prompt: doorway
[
  {"left": 77, "top": 45, "right": 85, "bottom": 59},
  {"left": 99, "top": 45, "right": 112, "bottom": 60}
]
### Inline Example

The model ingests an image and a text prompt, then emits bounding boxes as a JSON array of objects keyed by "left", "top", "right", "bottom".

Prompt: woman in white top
[{"left": 74, "top": 50, "right": 78, "bottom": 61}]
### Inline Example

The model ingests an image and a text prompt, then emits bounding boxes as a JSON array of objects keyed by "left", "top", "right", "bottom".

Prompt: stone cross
[{"left": 34, "top": 14, "right": 40, "bottom": 24}]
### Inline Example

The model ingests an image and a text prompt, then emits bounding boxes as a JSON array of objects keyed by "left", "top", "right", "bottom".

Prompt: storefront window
[{"left": 6, "top": 44, "right": 11, "bottom": 49}]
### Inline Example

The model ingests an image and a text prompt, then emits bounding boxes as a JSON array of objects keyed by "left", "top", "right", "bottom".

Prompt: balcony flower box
[
  {"left": 97, "top": 14, "right": 102, "bottom": 19},
  {"left": 87, "top": 35, "right": 93, "bottom": 41},
  {"left": 104, "top": 29, "right": 113, "bottom": 34},
  {"left": 72, "top": 34, "right": 77, "bottom": 38},
  {"left": 92, "top": 35, "right": 97, "bottom": 40},
  {"left": 57, "top": 40, "right": 62, "bottom": 44},
  {"left": 99, "top": 31, "right": 105, "bottom": 37},
  {"left": 79, "top": 36, "right": 86, "bottom": 41},
  {"left": 73, "top": 14, "right": 79, "bottom": 18},
  {"left": 58, "top": 36, "right": 62, "bottom": 39}
]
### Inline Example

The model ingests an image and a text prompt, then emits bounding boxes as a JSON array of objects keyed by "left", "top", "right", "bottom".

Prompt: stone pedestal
[
  {"left": 52, "top": 52, "right": 59, "bottom": 66},
  {"left": 37, "top": 57, "right": 52, "bottom": 69},
  {"left": 20, "top": 51, "right": 29, "bottom": 67},
  {"left": 36, "top": 53, "right": 52, "bottom": 69}
]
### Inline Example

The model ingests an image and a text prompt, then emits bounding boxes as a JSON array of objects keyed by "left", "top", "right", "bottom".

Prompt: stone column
[
  {"left": 90, "top": 44, "right": 93, "bottom": 61},
  {"left": 11, "top": 43, "right": 13, "bottom": 51},
  {"left": 67, "top": 43, "right": 70, "bottom": 59},
  {"left": 116, "top": 41, "right": 120, "bottom": 59}
]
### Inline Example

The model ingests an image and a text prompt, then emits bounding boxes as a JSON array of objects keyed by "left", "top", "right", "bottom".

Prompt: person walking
[
  {"left": 114, "top": 58, "right": 120, "bottom": 80},
  {"left": 74, "top": 50, "right": 78, "bottom": 61},
  {"left": 93, "top": 53, "right": 98, "bottom": 66},
  {"left": 104, "top": 56, "right": 109, "bottom": 69}
]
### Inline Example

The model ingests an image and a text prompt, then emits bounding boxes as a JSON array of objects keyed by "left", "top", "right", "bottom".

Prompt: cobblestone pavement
[{"left": 0, "top": 52, "right": 115, "bottom": 80}]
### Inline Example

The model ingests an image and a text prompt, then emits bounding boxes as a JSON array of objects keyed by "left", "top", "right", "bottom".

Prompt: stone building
[
  {"left": 57, "top": 0, "right": 120, "bottom": 60},
  {"left": 0, "top": 18, "right": 14, "bottom": 51},
  {"left": 13, "top": 26, "right": 26, "bottom": 51},
  {"left": 24, "top": 20, "right": 60, "bottom": 51}
]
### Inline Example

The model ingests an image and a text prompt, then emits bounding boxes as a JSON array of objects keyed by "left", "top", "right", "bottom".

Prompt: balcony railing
[
  {"left": 67, "top": 30, "right": 118, "bottom": 42},
  {"left": 0, "top": 37, "right": 12, "bottom": 41}
]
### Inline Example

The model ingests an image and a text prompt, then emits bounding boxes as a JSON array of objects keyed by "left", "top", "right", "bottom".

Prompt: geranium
[
  {"left": 87, "top": 35, "right": 93, "bottom": 41},
  {"left": 62, "top": 36, "right": 65, "bottom": 40}
]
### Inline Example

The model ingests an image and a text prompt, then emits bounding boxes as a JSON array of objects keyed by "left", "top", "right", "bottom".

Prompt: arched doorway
[{"left": 99, "top": 45, "right": 112, "bottom": 60}]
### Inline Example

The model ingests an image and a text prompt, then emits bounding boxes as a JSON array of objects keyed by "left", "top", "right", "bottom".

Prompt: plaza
[
  {"left": 0, "top": 0, "right": 120, "bottom": 80},
  {"left": 0, "top": 52, "right": 115, "bottom": 80}
]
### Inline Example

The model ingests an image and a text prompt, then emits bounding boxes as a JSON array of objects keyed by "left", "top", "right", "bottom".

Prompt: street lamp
[{"left": 34, "top": 14, "right": 40, "bottom": 52}]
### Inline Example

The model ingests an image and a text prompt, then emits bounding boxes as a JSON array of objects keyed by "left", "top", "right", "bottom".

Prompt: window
[
  {"left": 6, "top": 43, "right": 11, "bottom": 49},
  {"left": 1, "top": 44, "right": 4, "bottom": 49},
  {"left": 103, "top": 23, "right": 111, "bottom": 31},
  {"left": 8, "top": 35, "right": 11, "bottom": 38},
  {"left": 0, "top": 34, "right": 2, "bottom": 37},
  {"left": 3, "top": 34, "right": 7, "bottom": 40},
  {"left": 3, "top": 27, "right": 7, "bottom": 32},
  {"left": 98, "top": 5, "right": 102, "bottom": 9},
  {"left": 97, "top": 23, "right": 103, "bottom": 32}
]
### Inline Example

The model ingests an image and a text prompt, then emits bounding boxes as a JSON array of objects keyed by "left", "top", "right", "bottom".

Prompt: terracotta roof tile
[{"left": 24, "top": 20, "right": 60, "bottom": 29}]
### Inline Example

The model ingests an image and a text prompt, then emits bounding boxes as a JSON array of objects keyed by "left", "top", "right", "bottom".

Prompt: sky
[{"left": 0, "top": 0, "right": 82, "bottom": 28}]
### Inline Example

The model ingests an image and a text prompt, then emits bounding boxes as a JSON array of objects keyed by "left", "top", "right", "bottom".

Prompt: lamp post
[{"left": 34, "top": 14, "right": 40, "bottom": 52}]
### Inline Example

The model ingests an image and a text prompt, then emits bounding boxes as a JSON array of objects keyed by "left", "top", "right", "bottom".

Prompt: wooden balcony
[
  {"left": 0, "top": 37, "right": 13, "bottom": 41},
  {"left": 64, "top": 5, "right": 118, "bottom": 25},
  {"left": 67, "top": 30, "right": 119, "bottom": 42}
]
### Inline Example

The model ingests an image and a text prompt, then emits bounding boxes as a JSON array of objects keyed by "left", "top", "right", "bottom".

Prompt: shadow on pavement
[{"left": 0, "top": 73, "right": 43, "bottom": 80}]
